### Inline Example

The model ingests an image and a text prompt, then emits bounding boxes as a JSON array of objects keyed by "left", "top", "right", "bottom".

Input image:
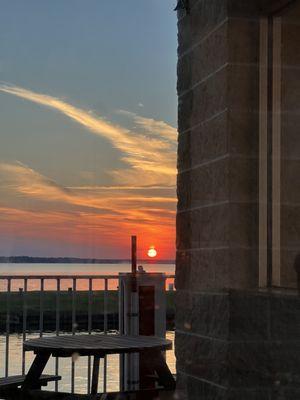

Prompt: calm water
[
  {"left": 0, "top": 263, "right": 176, "bottom": 391},
  {"left": 0, "top": 263, "right": 175, "bottom": 291}
]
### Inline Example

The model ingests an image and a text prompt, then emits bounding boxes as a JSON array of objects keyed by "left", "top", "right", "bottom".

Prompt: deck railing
[{"left": 0, "top": 274, "right": 175, "bottom": 394}]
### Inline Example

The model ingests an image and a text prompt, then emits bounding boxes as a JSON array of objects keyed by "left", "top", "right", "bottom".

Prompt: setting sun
[{"left": 147, "top": 246, "right": 157, "bottom": 258}]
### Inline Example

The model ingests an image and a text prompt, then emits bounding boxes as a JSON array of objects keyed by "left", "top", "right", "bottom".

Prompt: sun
[{"left": 147, "top": 246, "right": 157, "bottom": 258}]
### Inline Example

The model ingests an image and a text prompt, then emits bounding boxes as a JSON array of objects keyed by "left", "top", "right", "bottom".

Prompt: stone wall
[{"left": 175, "top": 0, "right": 300, "bottom": 398}]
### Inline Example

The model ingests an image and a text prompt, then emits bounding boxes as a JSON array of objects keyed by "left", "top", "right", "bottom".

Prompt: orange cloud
[
  {"left": 0, "top": 163, "right": 176, "bottom": 258},
  {"left": 0, "top": 83, "right": 177, "bottom": 258}
]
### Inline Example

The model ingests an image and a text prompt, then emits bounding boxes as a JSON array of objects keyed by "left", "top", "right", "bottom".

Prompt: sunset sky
[{"left": 0, "top": 0, "right": 177, "bottom": 260}]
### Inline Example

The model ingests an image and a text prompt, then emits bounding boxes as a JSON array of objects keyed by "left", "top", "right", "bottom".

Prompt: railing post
[
  {"left": 55, "top": 278, "right": 60, "bottom": 392},
  {"left": 103, "top": 278, "right": 108, "bottom": 392},
  {"left": 87, "top": 278, "right": 93, "bottom": 394},
  {"left": 71, "top": 278, "right": 77, "bottom": 393},
  {"left": 5, "top": 278, "right": 11, "bottom": 377},
  {"left": 39, "top": 278, "right": 44, "bottom": 337},
  {"left": 22, "top": 278, "right": 28, "bottom": 375}
]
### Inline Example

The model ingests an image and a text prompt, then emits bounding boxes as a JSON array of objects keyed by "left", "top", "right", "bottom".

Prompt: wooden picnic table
[{"left": 22, "top": 335, "right": 175, "bottom": 395}]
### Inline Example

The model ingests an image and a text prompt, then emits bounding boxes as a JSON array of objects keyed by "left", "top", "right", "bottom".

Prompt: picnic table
[{"left": 22, "top": 334, "right": 175, "bottom": 395}]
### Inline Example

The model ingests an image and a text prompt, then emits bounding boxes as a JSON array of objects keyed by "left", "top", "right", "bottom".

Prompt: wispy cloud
[
  {"left": 0, "top": 83, "right": 177, "bottom": 257},
  {"left": 0, "top": 162, "right": 176, "bottom": 257},
  {"left": 118, "top": 109, "right": 177, "bottom": 142},
  {"left": 0, "top": 83, "right": 177, "bottom": 187}
]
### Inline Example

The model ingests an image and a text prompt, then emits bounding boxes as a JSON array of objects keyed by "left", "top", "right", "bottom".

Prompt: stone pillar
[{"left": 176, "top": 0, "right": 300, "bottom": 399}]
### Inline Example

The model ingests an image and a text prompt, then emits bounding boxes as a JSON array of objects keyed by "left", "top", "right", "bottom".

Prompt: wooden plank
[
  {"left": 0, "top": 374, "right": 60, "bottom": 390},
  {"left": 24, "top": 335, "right": 172, "bottom": 357},
  {"left": 91, "top": 356, "right": 101, "bottom": 395},
  {"left": 21, "top": 352, "right": 51, "bottom": 390},
  {"left": 152, "top": 352, "right": 176, "bottom": 390}
]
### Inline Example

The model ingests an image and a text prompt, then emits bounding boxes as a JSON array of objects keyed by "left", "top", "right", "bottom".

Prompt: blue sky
[{"left": 0, "top": 0, "right": 178, "bottom": 258}]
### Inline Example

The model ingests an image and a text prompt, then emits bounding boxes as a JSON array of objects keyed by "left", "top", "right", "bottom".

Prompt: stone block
[
  {"left": 228, "top": 340, "right": 273, "bottom": 387},
  {"left": 282, "top": 68, "right": 300, "bottom": 113},
  {"left": 177, "top": 109, "right": 228, "bottom": 171},
  {"left": 281, "top": 159, "right": 300, "bottom": 203},
  {"left": 279, "top": 250, "right": 298, "bottom": 288},
  {"left": 175, "top": 290, "right": 300, "bottom": 398},
  {"left": 177, "top": 204, "right": 229, "bottom": 250},
  {"left": 175, "top": 290, "right": 230, "bottom": 338},
  {"left": 175, "top": 250, "right": 192, "bottom": 290},
  {"left": 177, "top": 22, "right": 228, "bottom": 95},
  {"left": 178, "top": 64, "right": 227, "bottom": 133},
  {"left": 178, "top": 0, "right": 228, "bottom": 56},
  {"left": 282, "top": 16, "right": 300, "bottom": 66},
  {"left": 188, "top": 248, "right": 231, "bottom": 290},
  {"left": 175, "top": 289, "right": 193, "bottom": 332},
  {"left": 228, "top": 0, "right": 261, "bottom": 17},
  {"left": 191, "top": 291, "right": 230, "bottom": 339},
  {"left": 173, "top": 155, "right": 259, "bottom": 211},
  {"left": 228, "top": 64, "right": 259, "bottom": 112},
  {"left": 228, "top": 18, "right": 260, "bottom": 64},
  {"left": 180, "top": 373, "right": 228, "bottom": 400},
  {"left": 281, "top": 115, "right": 300, "bottom": 159},
  {"left": 228, "top": 109, "right": 259, "bottom": 156},
  {"left": 270, "top": 293, "right": 300, "bottom": 341},
  {"left": 177, "top": 202, "right": 258, "bottom": 251},
  {"left": 280, "top": 205, "right": 300, "bottom": 247},
  {"left": 177, "top": 157, "right": 229, "bottom": 211},
  {"left": 229, "top": 291, "right": 270, "bottom": 341},
  {"left": 175, "top": 331, "right": 229, "bottom": 386},
  {"left": 176, "top": 247, "right": 258, "bottom": 291},
  {"left": 228, "top": 388, "right": 270, "bottom": 400}
]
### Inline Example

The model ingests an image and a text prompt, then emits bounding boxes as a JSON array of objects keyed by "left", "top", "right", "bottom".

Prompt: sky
[{"left": 0, "top": 0, "right": 178, "bottom": 260}]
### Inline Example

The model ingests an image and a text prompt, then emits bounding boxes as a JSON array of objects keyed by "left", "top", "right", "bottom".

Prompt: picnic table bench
[{"left": 0, "top": 374, "right": 61, "bottom": 395}]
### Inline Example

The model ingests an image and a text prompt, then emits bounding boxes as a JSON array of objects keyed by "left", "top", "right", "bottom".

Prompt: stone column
[{"left": 176, "top": 1, "right": 300, "bottom": 399}]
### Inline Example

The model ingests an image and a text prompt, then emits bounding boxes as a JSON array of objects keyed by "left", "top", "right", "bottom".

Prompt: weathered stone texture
[
  {"left": 177, "top": 111, "right": 228, "bottom": 171},
  {"left": 177, "top": 202, "right": 258, "bottom": 250},
  {"left": 177, "top": 22, "right": 228, "bottom": 96},
  {"left": 175, "top": 291, "right": 300, "bottom": 396},
  {"left": 178, "top": 65, "right": 227, "bottom": 133},
  {"left": 178, "top": 0, "right": 228, "bottom": 55},
  {"left": 176, "top": 247, "right": 258, "bottom": 291}
]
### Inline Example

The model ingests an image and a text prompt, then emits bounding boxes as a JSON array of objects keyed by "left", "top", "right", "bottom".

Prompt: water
[{"left": 0, "top": 263, "right": 175, "bottom": 291}]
